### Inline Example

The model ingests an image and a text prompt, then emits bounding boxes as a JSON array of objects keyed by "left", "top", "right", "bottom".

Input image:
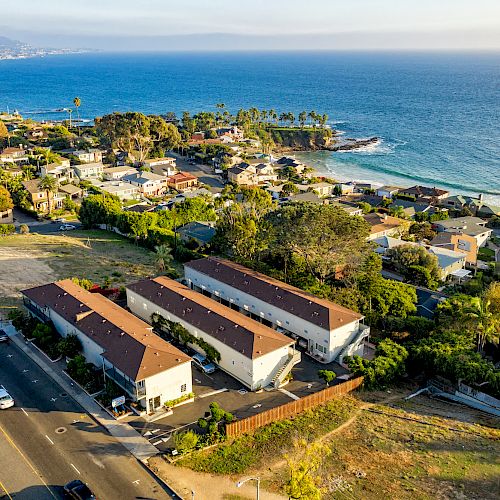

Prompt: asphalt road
[{"left": 0, "top": 341, "right": 173, "bottom": 500}]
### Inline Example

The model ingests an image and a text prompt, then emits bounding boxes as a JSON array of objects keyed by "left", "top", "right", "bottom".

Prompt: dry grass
[
  {"left": 264, "top": 394, "right": 500, "bottom": 500},
  {"left": 0, "top": 230, "right": 159, "bottom": 316}
]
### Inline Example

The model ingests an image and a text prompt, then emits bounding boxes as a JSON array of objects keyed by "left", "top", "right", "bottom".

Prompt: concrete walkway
[{"left": 3, "top": 323, "right": 159, "bottom": 462}]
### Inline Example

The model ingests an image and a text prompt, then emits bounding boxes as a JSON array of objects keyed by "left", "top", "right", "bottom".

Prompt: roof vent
[
  {"left": 63, "top": 292, "right": 68, "bottom": 296},
  {"left": 243, "top": 280, "right": 249, "bottom": 285},
  {"left": 120, "top": 332, "right": 125, "bottom": 336},
  {"left": 102, "top": 319, "right": 106, "bottom": 323},
  {"left": 234, "top": 324, "right": 238, "bottom": 328},
  {"left": 207, "top": 310, "right": 211, "bottom": 314},
  {"left": 219, "top": 325, "right": 225, "bottom": 331},
  {"left": 258, "top": 335, "right": 262, "bottom": 339},
  {"left": 182, "top": 297, "right": 186, "bottom": 301}
]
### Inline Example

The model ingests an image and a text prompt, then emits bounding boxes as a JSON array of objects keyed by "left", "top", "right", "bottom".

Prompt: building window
[
  {"left": 180, "top": 384, "right": 187, "bottom": 393},
  {"left": 315, "top": 343, "right": 327, "bottom": 354}
]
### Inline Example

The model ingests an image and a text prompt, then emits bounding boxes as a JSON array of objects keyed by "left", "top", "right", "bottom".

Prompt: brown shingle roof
[
  {"left": 22, "top": 179, "right": 43, "bottom": 194},
  {"left": 21, "top": 280, "right": 190, "bottom": 380},
  {"left": 127, "top": 277, "right": 293, "bottom": 359},
  {"left": 185, "top": 257, "right": 362, "bottom": 330},
  {"left": 363, "top": 213, "right": 404, "bottom": 235}
]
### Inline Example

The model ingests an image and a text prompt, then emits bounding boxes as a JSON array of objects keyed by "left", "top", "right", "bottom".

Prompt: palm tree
[
  {"left": 465, "top": 293, "right": 499, "bottom": 352},
  {"left": 298, "top": 111, "right": 307, "bottom": 128},
  {"left": 154, "top": 245, "right": 174, "bottom": 274},
  {"left": 39, "top": 175, "right": 58, "bottom": 215},
  {"left": 73, "top": 97, "right": 81, "bottom": 136}
]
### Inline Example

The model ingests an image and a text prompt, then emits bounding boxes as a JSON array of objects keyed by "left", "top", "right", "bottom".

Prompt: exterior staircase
[
  {"left": 336, "top": 324, "right": 370, "bottom": 366},
  {"left": 268, "top": 349, "right": 301, "bottom": 389}
]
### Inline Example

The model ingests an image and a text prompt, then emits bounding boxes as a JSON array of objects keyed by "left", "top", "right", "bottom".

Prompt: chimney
[{"left": 478, "top": 193, "right": 484, "bottom": 202}]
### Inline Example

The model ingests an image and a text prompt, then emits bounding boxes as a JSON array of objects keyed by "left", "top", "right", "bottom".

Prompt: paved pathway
[{"left": 3, "top": 323, "right": 159, "bottom": 462}]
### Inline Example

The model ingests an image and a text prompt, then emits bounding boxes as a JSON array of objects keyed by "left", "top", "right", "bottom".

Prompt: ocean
[{"left": 1, "top": 51, "right": 499, "bottom": 203}]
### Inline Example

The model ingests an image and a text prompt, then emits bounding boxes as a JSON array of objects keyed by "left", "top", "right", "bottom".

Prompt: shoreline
[{"left": 293, "top": 150, "right": 500, "bottom": 205}]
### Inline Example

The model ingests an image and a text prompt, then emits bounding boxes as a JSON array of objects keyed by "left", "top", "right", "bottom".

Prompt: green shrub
[
  {"left": 0, "top": 224, "right": 15, "bottom": 235},
  {"left": 57, "top": 334, "right": 82, "bottom": 358},
  {"left": 173, "top": 430, "right": 199, "bottom": 454},
  {"left": 164, "top": 392, "right": 194, "bottom": 408}
]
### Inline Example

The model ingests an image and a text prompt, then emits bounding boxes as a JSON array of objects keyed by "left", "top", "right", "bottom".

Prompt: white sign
[{"left": 112, "top": 395, "right": 126, "bottom": 408}]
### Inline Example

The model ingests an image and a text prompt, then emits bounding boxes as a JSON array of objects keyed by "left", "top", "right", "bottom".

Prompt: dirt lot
[{"left": 0, "top": 230, "right": 157, "bottom": 316}]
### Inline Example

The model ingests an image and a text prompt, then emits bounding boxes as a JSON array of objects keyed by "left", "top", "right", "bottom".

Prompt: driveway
[{"left": 169, "top": 152, "right": 224, "bottom": 189}]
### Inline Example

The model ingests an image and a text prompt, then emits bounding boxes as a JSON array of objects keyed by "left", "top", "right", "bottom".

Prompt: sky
[{"left": 2, "top": 0, "right": 500, "bottom": 51}]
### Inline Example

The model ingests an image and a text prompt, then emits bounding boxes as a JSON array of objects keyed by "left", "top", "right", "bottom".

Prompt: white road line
[
  {"left": 45, "top": 435, "right": 54, "bottom": 445},
  {"left": 21, "top": 408, "right": 29, "bottom": 416},
  {"left": 70, "top": 463, "right": 81, "bottom": 475},
  {"left": 151, "top": 440, "right": 162, "bottom": 446},
  {"left": 198, "top": 388, "right": 228, "bottom": 399},
  {"left": 279, "top": 388, "right": 300, "bottom": 401}
]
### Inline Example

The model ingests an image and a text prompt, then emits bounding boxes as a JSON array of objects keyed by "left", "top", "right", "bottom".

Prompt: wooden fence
[{"left": 225, "top": 376, "right": 364, "bottom": 438}]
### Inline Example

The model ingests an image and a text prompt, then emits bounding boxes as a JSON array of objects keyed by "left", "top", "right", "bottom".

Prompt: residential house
[
  {"left": 216, "top": 126, "right": 244, "bottom": 141},
  {"left": 363, "top": 213, "right": 408, "bottom": 240},
  {"left": 334, "top": 182, "right": 355, "bottom": 195},
  {"left": 40, "top": 161, "right": 75, "bottom": 183},
  {"left": 254, "top": 163, "right": 277, "bottom": 183},
  {"left": 0, "top": 207, "right": 13, "bottom": 224},
  {"left": 306, "top": 182, "right": 336, "bottom": 198},
  {"left": 22, "top": 179, "right": 64, "bottom": 212},
  {"left": 0, "top": 146, "right": 29, "bottom": 165},
  {"left": 177, "top": 221, "right": 216, "bottom": 247},
  {"left": 376, "top": 185, "right": 402, "bottom": 199},
  {"left": 433, "top": 217, "right": 492, "bottom": 248},
  {"left": 89, "top": 180, "right": 139, "bottom": 201},
  {"left": 142, "top": 157, "right": 177, "bottom": 177},
  {"left": 103, "top": 165, "right": 138, "bottom": 181},
  {"left": 58, "top": 183, "right": 83, "bottom": 200},
  {"left": 227, "top": 164, "right": 256, "bottom": 186},
  {"left": 273, "top": 157, "right": 310, "bottom": 176},
  {"left": 184, "top": 257, "right": 370, "bottom": 364},
  {"left": 123, "top": 172, "right": 168, "bottom": 198},
  {"left": 21, "top": 280, "right": 192, "bottom": 413},
  {"left": 440, "top": 194, "right": 500, "bottom": 218},
  {"left": 388, "top": 199, "right": 443, "bottom": 219},
  {"left": 73, "top": 162, "right": 105, "bottom": 179},
  {"left": 285, "top": 191, "right": 329, "bottom": 205},
  {"left": 24, "top": 127, "right": 48, "bottom": 142},
  {"left": 373, "top": 236, "right": 468, "bottom": 280},
  {"left": 329, "top": 201, "right": 363, "bottom": 216},
  {"left": 127, "top": 276, "right": 300, "bottom": 390},
  {"left": 398, "top": 185, "right": 449, "bottom": 203},
  {"left": 72, "top": 149, "right": 103, "bottom": 164},
  {"left": 430, "top": 231, "right": 478, "bottom": 266},
  {"left": 213, "top": 151, "right": 241, "bottom": 171},
  {"left": 167, "top": 172, "right": 198, "bottom": 191}
]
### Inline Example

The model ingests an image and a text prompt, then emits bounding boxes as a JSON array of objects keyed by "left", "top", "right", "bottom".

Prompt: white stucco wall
[
  {"left": 143, "top": 361, "right": 193, "bottom": 405},
  {"left": 126, "top": 288, "right": 291, "bottom": 390},
  {"left": 185, "top": 268, "right": 363, "bottom": 363}
]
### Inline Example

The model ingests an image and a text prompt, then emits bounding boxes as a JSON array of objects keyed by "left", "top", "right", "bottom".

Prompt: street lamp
[{"left": 236, "top": 477, "right": 260, "bottom": 500}]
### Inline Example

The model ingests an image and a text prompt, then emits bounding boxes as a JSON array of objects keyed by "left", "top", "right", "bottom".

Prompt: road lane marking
[
  {"left": 0, "top": 478, "right": 13, "bottom": 499},
  {"left": 45, "top": 435, "right": 54, "bottom": 445},
  {"left": 198, "top": 388, "right": 228, "bottom": 399},
  {"left": 50, "top": 398, "right": 57, "bottom": 402},
  {"left": 132, "top": 479, "right": 140, "bottom": 485},
  {"left": 151, "top": 440, "right": 162, "bottom": 446},
  {"left": 70, "top": 463, "right": 81, "bottom": 475},
  {"left": 31, "top": 379, "right": 38, "bottom": 383},
  {"left": 22, "top": 369, "right": 29, "bottom": 373},
  {"left": 0, "top": 424, "right": 57, "bottom": 499},
  {"left": 21, "top": 408, "right": 29, "bottom": 416},
  {"left": 6, "top": 354, "right": 13, "bottom": 358}
]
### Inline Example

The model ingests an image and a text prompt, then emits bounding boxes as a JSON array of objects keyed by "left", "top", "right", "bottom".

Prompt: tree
[
  {"left": 173, "top": 430, "right": 199, "bottom": 454},
  {"left": 73, "top": 97, "right": 81, "bottom": 135},
  {"left": 409, "top": 222, "right": 436, "bottom": 241},
  {"left": 0, "top": 185, "right": 14, "bottom": 212},
  {"left": 267, "top": 204, "right": 371, "bottom": 283},
  {"left": 57, "top": 334, "right": 82, "bottom": 358},
  {"left": 154, "top": 244, "right": 174, "bottom": 274},
  {"left": 38, "top": 175, "right": 58, "bottom": 214},
  {"left": 318, "top": 369, "right": 336, "bottom": 386},
  {"left": 298, "top": 111, "right": 307, "bottom": 128},
  {"left": 19, "top": 224, "right": 29, "bottom": 235},
  {"left": 388, "top": 244, "right": 440, "bottom": 288},
  {"left": 0, "top": 121, "right": 8, "bottom": 138},
  {"left": 283, "top": 439, "right": 330, "bottom": 500}
]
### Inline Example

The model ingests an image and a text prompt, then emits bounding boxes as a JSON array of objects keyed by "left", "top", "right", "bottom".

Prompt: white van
[{"left": 0, "top": 385, "right": 14, "bottom": 409}]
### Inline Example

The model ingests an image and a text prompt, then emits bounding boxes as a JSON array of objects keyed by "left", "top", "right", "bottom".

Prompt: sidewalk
[{"left": 3, "top": 323, "right": 159, "bottom": 462}]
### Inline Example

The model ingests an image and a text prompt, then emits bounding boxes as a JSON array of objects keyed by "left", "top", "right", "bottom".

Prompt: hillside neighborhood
[{"left": 0, "top": 109, "right": 499, "bottom": 500}]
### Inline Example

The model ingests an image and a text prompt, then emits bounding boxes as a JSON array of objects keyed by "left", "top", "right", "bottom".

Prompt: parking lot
[{"left": 127, "top": 344, "right": 349, "bottom": 453}]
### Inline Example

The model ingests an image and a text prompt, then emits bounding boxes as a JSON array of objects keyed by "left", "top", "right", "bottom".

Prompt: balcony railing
[
  {"left": 23, "top": 300, "right": 50, "bottom": 323},
  {"left": 104, "top": 368, "right": 136, "bottom": 398}
]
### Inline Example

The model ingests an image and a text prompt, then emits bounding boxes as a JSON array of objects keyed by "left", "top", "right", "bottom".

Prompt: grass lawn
[
  {"left": 478, "top": 247, "right": 495, "bottom": 262},
  {"left": 0, "top": 229, "right": 172, "bottom": 315}
]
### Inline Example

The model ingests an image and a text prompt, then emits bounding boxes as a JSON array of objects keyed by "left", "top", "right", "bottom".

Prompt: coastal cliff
[{"left": 268, "top": 127, "right": 333, "bottom": 151}]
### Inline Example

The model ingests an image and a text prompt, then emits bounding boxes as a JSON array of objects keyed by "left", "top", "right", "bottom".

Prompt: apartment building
[
  {"left": 21, "top": 280, "right": 192, "bottom": 413},
  {"left": 184, "top": 257, "right": 369, "bottom": 364},
  {"left": 127, "top": 276, "right": 300, "bottom": 390}
]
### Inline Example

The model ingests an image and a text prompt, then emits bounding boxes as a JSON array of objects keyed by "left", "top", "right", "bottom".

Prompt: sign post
[{"left": 111, "top": 395, "right": 126, "bottom": 408}]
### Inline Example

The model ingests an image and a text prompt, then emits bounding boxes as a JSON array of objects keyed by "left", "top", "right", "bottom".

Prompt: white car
[
  {"left": 0, "top": 385, "right": 14, "bottom": 409},
  {"left": 59, "top": 224, "right": 76, "bottom": 231}
]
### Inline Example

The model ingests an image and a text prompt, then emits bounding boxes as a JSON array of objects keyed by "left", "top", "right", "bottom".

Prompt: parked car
[
  {"left": 192, "top": 352, "right": 216, "bottom": 374},
  {"left": 63, "top": 480, "right": 96, "bottom": 500},
  {"left": 59, "top": 224, "right": 76, "bottom": 231},
  {"left": 0, "top": 330, "right": 9, "bottom": 343},
  {"left": 0, "top": 385, "right": 14, "bottom": 410},
  {"left": 53, "top": 217, "right": 66, "bottom": 223}
]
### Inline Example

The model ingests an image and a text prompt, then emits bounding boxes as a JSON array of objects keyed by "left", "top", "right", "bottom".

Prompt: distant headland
[{"left": 0, "top": 36, "right": 92, "bottom": 61}]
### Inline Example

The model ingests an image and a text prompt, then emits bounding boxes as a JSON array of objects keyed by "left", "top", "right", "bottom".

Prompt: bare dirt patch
[{"left": 0, "top": 230, "right": 156, "bottom": 316}]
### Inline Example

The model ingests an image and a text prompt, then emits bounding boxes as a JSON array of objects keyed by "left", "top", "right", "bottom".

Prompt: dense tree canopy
[{"left": 0, "top": 185, "right": 14, "bottom": 212}]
